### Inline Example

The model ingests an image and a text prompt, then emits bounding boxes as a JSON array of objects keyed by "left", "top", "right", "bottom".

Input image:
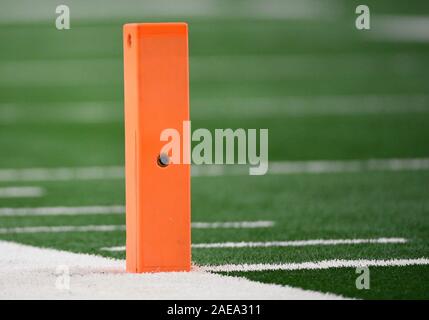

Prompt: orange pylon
[{"left": 123, "top": 23, "right": 191, "bottom": 273}]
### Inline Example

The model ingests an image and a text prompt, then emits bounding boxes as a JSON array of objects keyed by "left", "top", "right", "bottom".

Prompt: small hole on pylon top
[
  {"left": 157, "top": 153, "right": 170, "bottom": 168},
  {"left": 127, "top": 34, "right": 132, "bottom": 48}
]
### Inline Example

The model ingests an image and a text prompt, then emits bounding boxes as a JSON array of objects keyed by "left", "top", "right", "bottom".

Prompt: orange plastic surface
[{"left": 123, "top": 23, "right": 191, "bottom": 273}]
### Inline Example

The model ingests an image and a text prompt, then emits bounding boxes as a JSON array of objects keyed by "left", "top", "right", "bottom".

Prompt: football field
[{"left": 1, "top": 0, "right": 429, "bottom": 299}]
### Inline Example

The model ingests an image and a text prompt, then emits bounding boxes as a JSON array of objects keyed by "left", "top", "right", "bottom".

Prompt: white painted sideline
[
  {"left": 100, "top": 237, "right": 407, "bottom": 252},
  {"left": 0, "top": 241, "right": 344, "bottom": 299},
  {"left": 0, "top": 186, "right": 45, "bottom": 198},
  {"left": 1, "top": 158, "right": 429, "bottom": 182},
  {"left": 200, "top": 258, "right": 429, "bottom": 273},
  {"left": 0, "top": 221, "right": 274, "bottom": 234}
]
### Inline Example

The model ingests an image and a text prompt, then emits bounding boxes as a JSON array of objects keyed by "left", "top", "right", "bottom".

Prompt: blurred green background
[{"left": 1, "top": 0, "right": 429, "bottom": 167}]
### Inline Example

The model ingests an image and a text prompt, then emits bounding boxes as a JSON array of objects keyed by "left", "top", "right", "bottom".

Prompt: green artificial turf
[{"left": 225, "top": 265, "right": 429, "bottom": 299}]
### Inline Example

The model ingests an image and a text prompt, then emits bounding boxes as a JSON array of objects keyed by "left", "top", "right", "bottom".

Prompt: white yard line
[
  {"left": 100, "top": 237, "right": 407, "bottom": 252},
  {"left": 0, "top": 166, "right": 124, "bottom": 182},
  {"left": 1, "top": 158, "right": 429, "bottom": 182},
  {"left": 100, "top": 246, "right": 125, "bottom": 252},
  {"left": 0, "top": 241, "right": 344, "bottom": 299},
  {"left": 2, "top": 52, "right": 428, "bottom": 88},
  {"left": 268, "top": 158, "right": 429, "bottom": 175},
  {"left": 192, "top": 221, "right": 274, "bottom": 229},
  {"left": 371, "top": 15, "right": 429, "bottom": 43},
  {"left": 0, "top": 221, "right": 274, "bottom": 234},
  {"left": 193, "top": 94, "right": 429, "bottom": 118},
  {"left": 192, "top": 238, "right": 407, "bottom": 248},
  {"left": 0, "top": 101, "right": 121, "bottom": 124},
  {"left": 0, "top": 225, "right": 126, "bottom": 234},
  {"left": 193, "top": 158, "right": 429, "bottom": 176},
  {"left": 1, "top": 94, "right": 428, "bottom": 124},
  {"left": 200, "top": 258, "right": 429, "bottom": 273},
  {"left": 0, "top": 186, "right": 45, "bottom": 198},
  {"left": 0, "top": 0, "right": 335, "bottom": 25},
  {"left": 0, "top": 205, "right": 125, "bottom": 216}
]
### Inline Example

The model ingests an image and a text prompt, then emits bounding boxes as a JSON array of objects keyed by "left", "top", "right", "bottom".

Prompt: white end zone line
[
  {"left": 1, "top": 158, "right": 429, "bottom": 182},
  {"left": 200, "top": 258, "right": 429, "bottom": 273},
  {"left": 100, "top": 237, "right": 407, "bottom": 252},
  {"left": 1, "top": 240, "right": 424, "bottom": 299},
  {"left": 0, "top": 186, "right": 45, "bottom": 198},
  {"left": 0, "top": 240, "right": 344, "bottom": 300},
  {"left": 0, "top": 221, "right": 274, "bottom": 234}
]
